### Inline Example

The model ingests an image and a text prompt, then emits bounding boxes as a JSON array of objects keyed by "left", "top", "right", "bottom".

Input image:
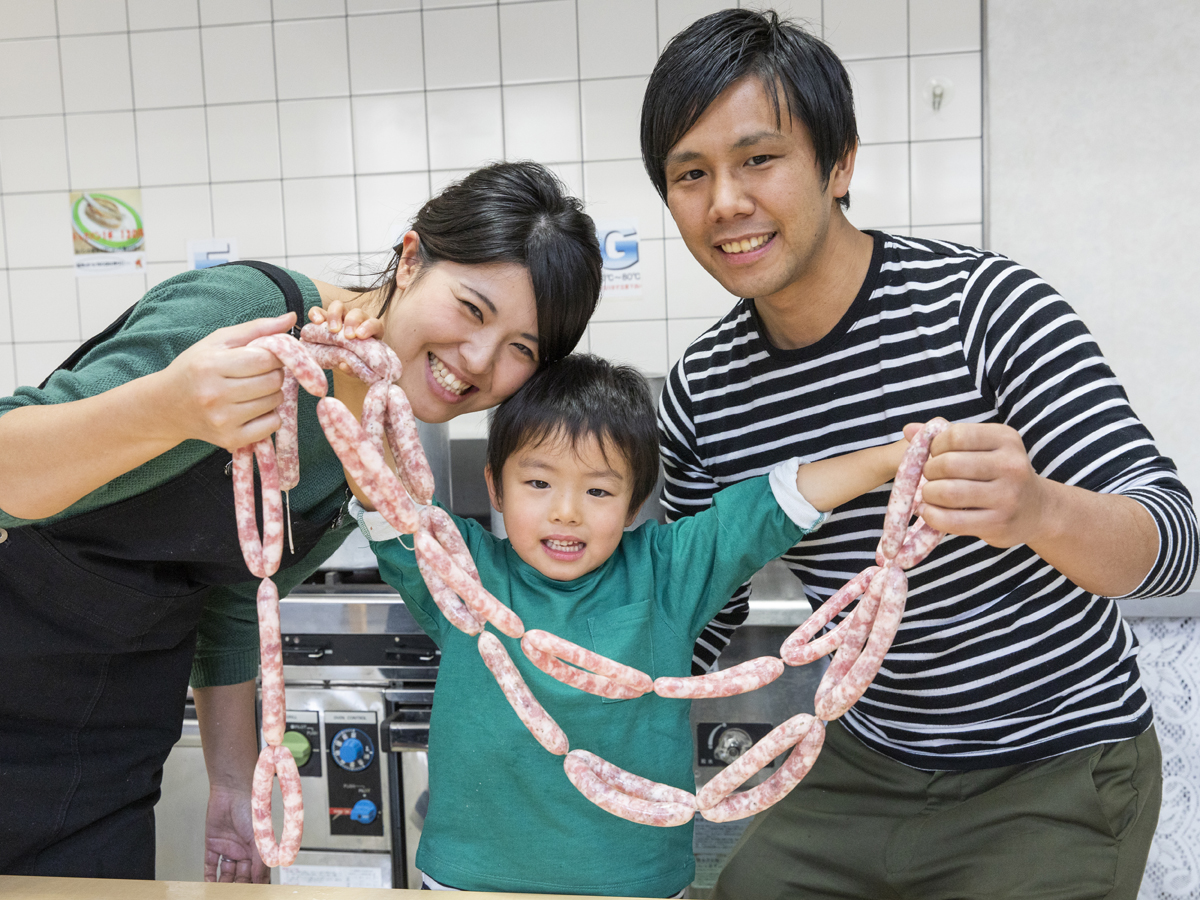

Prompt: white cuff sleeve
[
  {"left": 769, "top": 458, "right": 827, "bottom": 532},
  {"left": 350, "top": 496, "right": 401, "bottom": 542}
]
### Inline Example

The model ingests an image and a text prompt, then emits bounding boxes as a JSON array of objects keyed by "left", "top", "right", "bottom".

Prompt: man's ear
[
  {"left": 485, "top": 464, "right": 503, "bottom": 513},
  {"left": 829, "top": 140, "right": 858, "bottom": 203}
]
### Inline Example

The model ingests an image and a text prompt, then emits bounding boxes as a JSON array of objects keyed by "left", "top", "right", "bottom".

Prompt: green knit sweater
[{"left": 0, "top": 265, "right": 354, "bottom": 686}]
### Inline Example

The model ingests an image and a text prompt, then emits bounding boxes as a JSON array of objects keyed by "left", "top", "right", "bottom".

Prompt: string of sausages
[{"left": 234, "top": 327, "right": 952, "bottom": 865}]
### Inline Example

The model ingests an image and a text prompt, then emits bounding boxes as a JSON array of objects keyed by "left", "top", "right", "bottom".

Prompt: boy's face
[{"left": 486, "top": 432, "right": 638, "bottom": 582}]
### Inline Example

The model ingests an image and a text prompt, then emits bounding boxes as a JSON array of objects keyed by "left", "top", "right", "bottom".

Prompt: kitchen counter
[{"left": 0, "top": 877, "right": 651, "bottom": 900}]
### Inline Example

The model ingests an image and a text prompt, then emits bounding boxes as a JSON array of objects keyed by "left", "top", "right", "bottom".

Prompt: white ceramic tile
[
  {"left": 499, "top": 0, "right": 577, "bottom": 84},
  {"left": 282, "top": 176, "right": 358, "bottom": 257},
  {"left": 909, "top": 0, "right": 980, "bottom": 55},
  {"left": 0, "top": 214, "right": 6, "bottom": 267},
  {"left": 279, "top": 99, "right": 354, "bottom": 178},
  {"left": 348, "top": 0, "right": 419, "bottom": 12},
  {"left": 65, "top": 112, "right": 139, "bottom": 189},
  {"left": 211, "top": 180, "right": 286, "bottom": 257},
  {"left": 0, "top": 39, "right": 63, "bottom": 117},
  {"left": 0, "top": 118, "right": 70, "bottom": 193},
  {"left": 426, "top": 88, "right": 503, "bottom": 171},
  {"left": 591, "top": 235, "right": 665, "bottom": 322},
  {"left": 352, "top": 93, "right": 428, "bottom": 174},
  {"left": 845, "top": 57, "right": 908, "bottom": 145},
  {"left": 503, "top": 83, "right": 581, "bottom": 164},
  {"left": 577, "top": 0, "right": 657, "bottom": 80},
  {"left": 545, "top": 162, "right": 584, "bottom": 203},
  {"left": 274, "top": 18, "right": 350, "bottom": 100},
  {"left": 664, "top": 237, "right": 741, "bottom": 320},
  {"left": 667, "top": 315, "right": 719, "bottom": 367},
  {"left": 9, "top": 268, "right": 80, "bottom": 343},
  {"left": 904, "top": 222, "right": 983, "bottom": 248},
  {"left": 428, "top": 168, "right": 474, "bottom": 198},
  {"left": 347, "top": 12, "right": 424, "bottom": 94},
  {"left": 206, "top": 103, "right": 282, "bottom": 182},
  {"left": 422, "top": 0, "right": 494, "bottom": 8},
  {"left": 0, "top": 276, "right": 10, "bottom": 342},
  {"left": 843, "top": 141, "right": 909, "bottom": 231},
  {"left": 136, "top": 107, "right": 210, "bottom": 186},
  {"left": 910, "top": 137, "right": 980, "bottom": 225},
  {"left": 657, "top": 0, "right": 727, "bottom": 52},
  {"left": 56, "top": 0, "right": 127, "bottom": 35},
  {"left": 753, "top": 0, "right": 823, "bottom": 32},
  {"left": 146, "top": 260, "right": 191, "bottom": 288},
  {"left": 910, "top": 52, "right": 981, "bottom": 142},
  {"left": 580, "top": 76, "right": 647, "bottom": 162},
  {"left": 273, "top": 0, "right": 347, "bottom": 19},
  {"left": 583, "top": 159, "right": 665, "bottom": 240},
  {"left": 0, "top": 1, "right": 58, "bottom": 39},
  {"left": 128, "top": 0, "right": 199, "bottom": 30},
  {"left": 199, "top": 0, "right": 273, "bottom": 26},
  {"left": 285, "top": 253, "right": 365, "bottom": 284},
  {"left": 822, "top": 0, "right": 908, "bottom": 60},
  {"left": 15, "top": 341, "right": 87, "bottom": 389},
  {"left": 201, "top": 24, "right": 277, "bottom": 104},
  {"left": 587, "top": 319, "right": 668, "bottom": 377},
  {"left": 0, "top": 345, "right": 14, "bottom": 396},
  {"left": 356, "top": 172, "right": 432, "bottom": 253},
  {"left": 60, "top": 34, "right": 134, "bottom": 113},
  {"left": 130, "top": 28, "right": 205, "bottom": 109},
  {"left": 78, "top": 273, "right": 147, "bottom": 336},
  {"left": 141, "top": 184, "right": 213, "bottom": 263},
  {"left": 422, "top": 6, "right": 501, "bottom": 91}
]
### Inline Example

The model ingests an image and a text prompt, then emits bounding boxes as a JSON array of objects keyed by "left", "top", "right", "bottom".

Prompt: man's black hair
[
  {"left": 487, "top": 354, "right": 660, "bottom": 515},
  {"left": 641, "top": 8, "right": 858, "bottom": 208}
]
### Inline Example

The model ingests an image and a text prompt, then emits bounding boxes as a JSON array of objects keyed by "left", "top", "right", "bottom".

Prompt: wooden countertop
[{"left": 0, "top": 876, "right": 651, "bottom": 900}]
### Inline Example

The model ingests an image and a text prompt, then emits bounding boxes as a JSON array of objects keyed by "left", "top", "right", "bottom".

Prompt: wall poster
[{"left": 70, "top": 189, "right": 145, "bottom": 276}]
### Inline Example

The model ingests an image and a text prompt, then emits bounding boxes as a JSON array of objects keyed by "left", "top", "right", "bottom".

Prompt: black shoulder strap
[{"left": 38, "top": 261, "right": 307, "bottom": 390}]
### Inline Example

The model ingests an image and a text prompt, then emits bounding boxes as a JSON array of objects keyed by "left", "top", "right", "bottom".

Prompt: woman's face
[{"left": 383, "top": 245, "right": 541, "bottom": 423}]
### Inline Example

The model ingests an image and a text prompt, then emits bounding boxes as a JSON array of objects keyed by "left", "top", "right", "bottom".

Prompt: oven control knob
[
  {"left": 351, "top": 799, "right": 378, "bottom": 825},
  {"left": 330, "top": 727, "right": 375, "bottom": 772},
  {"left": 282, "top": 730, "right": 312, "bottom": 767}
]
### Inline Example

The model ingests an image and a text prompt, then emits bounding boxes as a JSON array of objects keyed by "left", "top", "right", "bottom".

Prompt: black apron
[{"left": 0, "top": 262, "right": 341, "bottom": 878}]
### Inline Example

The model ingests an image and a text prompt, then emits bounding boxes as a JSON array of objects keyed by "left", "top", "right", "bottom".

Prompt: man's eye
[
  {"left": 679, "top": 169, "right": 705, "bottom": 182},
  {"left": 747, "top": 155, "right": 772, "bottom": 166}
]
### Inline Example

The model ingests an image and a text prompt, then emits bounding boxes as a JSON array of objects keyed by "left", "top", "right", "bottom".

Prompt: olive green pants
[{"left": 712, "top": 721, "right": 1162, "bottom": 900}]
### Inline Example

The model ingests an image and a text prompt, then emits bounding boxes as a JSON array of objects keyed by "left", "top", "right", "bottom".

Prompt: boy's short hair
[
  {"left": 641, "top": 8, "right": 858, "bottom": 208},
  {"left": 487, "top": 354, "right": 660, "bottom": 514}
]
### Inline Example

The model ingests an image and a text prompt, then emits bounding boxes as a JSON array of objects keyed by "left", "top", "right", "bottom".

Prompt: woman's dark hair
[
  {"left": 641, "top": 8, "right": 857, "bottom": 208},
  {"left": 487, "top": 354, "right": 660, "bottom": 515},
  {"left": 366, "top": 161, "right": 602, "bottom": 367}
]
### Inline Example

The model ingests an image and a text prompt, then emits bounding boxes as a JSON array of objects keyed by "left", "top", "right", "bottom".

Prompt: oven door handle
[{"left": 381, "top": 708, "right": 432, "bottom": 752}]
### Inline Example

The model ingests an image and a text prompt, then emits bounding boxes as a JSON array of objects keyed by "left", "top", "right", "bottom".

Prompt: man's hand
[{"left": 203, "top": 783, "right": 269, "bottom": 883}]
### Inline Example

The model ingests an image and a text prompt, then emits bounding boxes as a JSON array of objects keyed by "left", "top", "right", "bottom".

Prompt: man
[{"left": 642, "top": 9, "right": 1197, "bottom": 898}]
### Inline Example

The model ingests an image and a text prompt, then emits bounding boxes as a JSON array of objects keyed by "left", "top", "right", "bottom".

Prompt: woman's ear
[
  {"left": 394, "top": 230, "right": 422, "bottom": 291},
  {"left": 484, "top": 464, "right": 503, "bottom": 513}
]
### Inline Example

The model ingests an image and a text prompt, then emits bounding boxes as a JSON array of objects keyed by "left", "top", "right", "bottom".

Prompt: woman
[{"left": 0, "top": 161, "right": 602, "bottom": 883}]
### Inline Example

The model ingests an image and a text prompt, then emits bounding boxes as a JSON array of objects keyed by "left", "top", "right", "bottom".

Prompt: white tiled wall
[{"left": 0, "top": 0, "right": 982, "bottom": 429}]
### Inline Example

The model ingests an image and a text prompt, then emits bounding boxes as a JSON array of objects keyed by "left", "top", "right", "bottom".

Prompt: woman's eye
[
  {"left": 461, "top": 300, "right": 484, "bottom": 322},
  {"left": 513, "top": 343, "right": 536, "bottom": 361}
]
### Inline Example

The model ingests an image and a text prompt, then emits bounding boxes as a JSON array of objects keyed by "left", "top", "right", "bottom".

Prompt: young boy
[{"left": 353, "top": 354, "right": 907, "bottom": 897}]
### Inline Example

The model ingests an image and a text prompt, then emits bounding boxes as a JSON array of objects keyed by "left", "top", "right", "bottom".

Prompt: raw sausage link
[
  {"left": 781, "top": 567, "right": 880, "bottom": 666},
  {"left": 699, "top": 719, "right": 825, "bottom": 823},
  {"left": 256, "top": 577, "right": 286, "bottom": 747},
  {"left": 813, "top": 567, "right": 887, "bottom": 711},
  {"left": 895, "top": 518, "right": 943, "bottom": 570},
  {"left": 570, "top": 749, "right": 696, "bottom": 807},
  {"left": 419, "top": 506, "right": 479, "bottom": 581},
  {"left": 878, "top": 418, "right": 949, "bottom": 560},
  {"left": 360, "top": 380, "right": 389, "bottom": 460},
  {"left": 414, "top": 543, "right": 483, "bottom": 635},
  {"left": 816, "top": 565, "right": 908, "bottom": 720},
  {"left": 416, "top": 531, "right": 524, "bottom": 638},
  {"left": 303, "top": 343, "right": 378, "bottom": 384},
  {"left": 248, "top": 333, "right": 329, "bottom": 399},
  {"left": 521, "top": 640, "right": 644, "bottom": 700},
  {"left": 477, "top": 631, "right": 568, "bottom": 755},
  {"left": 251, "top": 744, "right": 305, "bottom": 868},
  {"left": 695, "top": 713, "right": 817, "bottom": 811},
  {"left": 300, "top": 323, "right": 402, "bottom": 383},
  {"left": 231, "top": 438, "right": 284, "bottom": 578},
  {"left": 275, "top": 371, "right": 300, "bottom": 491},
  {"left": 563, "top": 751, "right": 695, "bottom": 828},
  {"left": 317, "top": 397, "right": 419, "bottom": 534},
  {"left": 524, "top": 629, "right": 652, "bottom": 693},
  {"left": 653, "top": 656, "right": 784, "bottom": 699},
  {"left": 387, "top": 385, "right": 436, "bottom": 505}
]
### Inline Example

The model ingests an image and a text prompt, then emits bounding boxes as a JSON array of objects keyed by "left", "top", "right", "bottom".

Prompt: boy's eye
[
  {"left": 528, "top": 480, "right": 549, "bottom": 489},
  {"left": 586, "top": 488, "right": 610, "bottom": 498}
]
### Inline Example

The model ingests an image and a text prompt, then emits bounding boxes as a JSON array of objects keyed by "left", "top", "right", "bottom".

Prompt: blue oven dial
[{"left": 330, "top": 727, "right": 375, "bottom": 772}]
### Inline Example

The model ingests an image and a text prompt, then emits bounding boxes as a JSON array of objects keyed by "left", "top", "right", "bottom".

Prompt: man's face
[{"left": 663, "top": 76, "right": 853, "bottom": 305}]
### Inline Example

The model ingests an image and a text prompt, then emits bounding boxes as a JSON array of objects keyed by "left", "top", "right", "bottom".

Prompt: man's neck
[{"left": 754, "top": 215, "right": 875, "bottom": 351}]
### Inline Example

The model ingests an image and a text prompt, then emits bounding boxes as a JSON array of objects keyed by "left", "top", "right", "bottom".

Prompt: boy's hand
[{"left": 309, "top": 299, "right": 385, "bottom": 341}]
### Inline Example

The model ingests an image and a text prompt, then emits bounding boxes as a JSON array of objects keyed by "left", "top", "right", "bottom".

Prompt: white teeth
[
  {"left": 545, "top": 539, "right": 583, "bottom": 552},
  {"left": 720, "top": 233, "right": 773, "bottom": 254},
  {"left": 429, "top": 354, "right": 470, "bottom": 395}
]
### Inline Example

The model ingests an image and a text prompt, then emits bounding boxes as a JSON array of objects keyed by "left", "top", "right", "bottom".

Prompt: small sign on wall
[
  {"left": 70, "top": 189, "right": 145, "bottom": 276},
  {"left": 596, "top": 219, "right": 641, "bottom": 300},
  {"left": 188, "top": 239, "right": 239, "bottom": 270}
]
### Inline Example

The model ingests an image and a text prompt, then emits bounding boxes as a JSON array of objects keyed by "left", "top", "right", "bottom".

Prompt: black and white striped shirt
[{"left": 659, "top": 231, "right": 1197, "bottom": 770}]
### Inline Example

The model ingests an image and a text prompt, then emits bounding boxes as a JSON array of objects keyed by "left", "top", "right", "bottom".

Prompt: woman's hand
[{"left": 309, "top": 299, "right": 385, "bottom": 341}]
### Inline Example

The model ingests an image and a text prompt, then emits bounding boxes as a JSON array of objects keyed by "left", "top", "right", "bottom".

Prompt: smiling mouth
[
  {"left": 719, "top": 232, "right": 775, "bottom": 254},
  {"left": 543, "top": 538, "right": 585, "bottom": 559},
  {"left": 429, "top": 353, "right": 472, "bottom": 395}
]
